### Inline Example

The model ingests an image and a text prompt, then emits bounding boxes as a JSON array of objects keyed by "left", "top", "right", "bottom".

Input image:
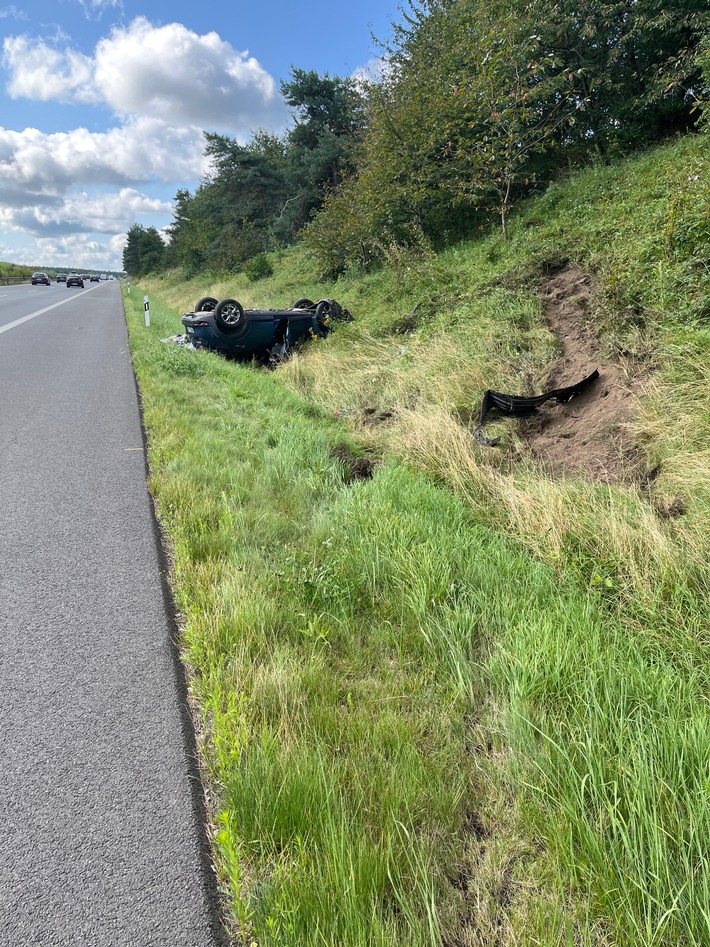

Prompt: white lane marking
[{"left": 0, "top": 285, "right": 101, "bottom": 335}]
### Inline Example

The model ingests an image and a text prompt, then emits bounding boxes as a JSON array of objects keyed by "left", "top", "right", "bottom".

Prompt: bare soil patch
[
  {"left": 523, "top": 266, "right": 638, "bottom": 483},
  {"left": 333, "top": 446, "right": 376, "bottom": 481}
]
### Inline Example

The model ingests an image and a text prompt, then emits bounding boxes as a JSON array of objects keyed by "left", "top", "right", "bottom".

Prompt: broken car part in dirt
[
  {"left": 176, "top": 296, "right": 352, "bottom": 361},
  {"left": 473, "top": 369, "right": 600, "bottom": 446}
]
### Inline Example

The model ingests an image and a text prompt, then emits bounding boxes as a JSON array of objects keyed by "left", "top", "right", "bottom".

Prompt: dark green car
[{"left": 181, "top": 296, "right": 350, "bottom": 360}]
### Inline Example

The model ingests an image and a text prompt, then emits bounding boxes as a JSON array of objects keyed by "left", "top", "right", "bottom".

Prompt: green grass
[{"left": 128, "top": 133, "right": 709, "bottom": 946}]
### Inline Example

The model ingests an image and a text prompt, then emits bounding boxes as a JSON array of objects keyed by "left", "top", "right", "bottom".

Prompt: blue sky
[{"left": 0, "top": 0, "right": 397, "bottom": 270}]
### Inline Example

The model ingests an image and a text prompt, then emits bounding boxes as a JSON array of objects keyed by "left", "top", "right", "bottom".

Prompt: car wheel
[
  {"left": 315, "top": 299, "right": 335, "bottom": 331},
  {"left": 293, "top": 298, "right": 315, "bottom": 310},
  {"left": 195, "top": 296, "right": 219, "bottom": 313},
  {"left": 214, "top": 298, "right": 245, "bottom": 334}
]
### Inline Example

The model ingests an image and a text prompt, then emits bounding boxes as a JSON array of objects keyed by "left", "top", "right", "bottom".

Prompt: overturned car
[{"left": 180, "top": 296, "right": 350, "bottom": 359}]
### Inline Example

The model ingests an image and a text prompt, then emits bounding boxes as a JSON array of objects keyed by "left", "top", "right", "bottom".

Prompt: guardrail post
[{"left": 144, "top": 295, "right": 150, "bottom": 327}]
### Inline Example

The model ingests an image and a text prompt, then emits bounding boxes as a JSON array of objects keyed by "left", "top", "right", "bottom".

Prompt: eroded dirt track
[{"left": 524, "top": 266, "right": 638, "bottom": 483}]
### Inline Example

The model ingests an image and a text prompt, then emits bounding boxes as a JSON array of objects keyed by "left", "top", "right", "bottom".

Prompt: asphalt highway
[{"left": 0, "top": 282, "right": 225, "bottom": 946}]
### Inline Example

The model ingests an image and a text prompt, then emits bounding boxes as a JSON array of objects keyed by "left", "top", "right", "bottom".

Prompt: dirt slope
[{"left": 524, "top": 266, "right": 638, "bottom": 484}]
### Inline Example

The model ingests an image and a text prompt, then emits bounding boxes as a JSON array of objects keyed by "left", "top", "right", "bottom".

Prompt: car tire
[
  {"left": 214, "top": 298, "right": 245, "bottom": 334},
  {"left": 293, "top": 298, "right": 315, "bottom": 310},
  {"left": 195, "top": 296, "right": 219, "bottom": 313}
]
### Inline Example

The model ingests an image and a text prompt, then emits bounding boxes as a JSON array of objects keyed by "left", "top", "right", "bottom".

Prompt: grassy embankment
[
  {"left": 127, "top": 133, "right": 709, "bottom": 946},
  {"left": 0, "top": 262, "right": 33, "bottom": 282}
]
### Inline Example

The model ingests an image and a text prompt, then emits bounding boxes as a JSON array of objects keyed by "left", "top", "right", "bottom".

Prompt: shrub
[{"left": 245, "top": 253, "right": 274, "bottom": 282}]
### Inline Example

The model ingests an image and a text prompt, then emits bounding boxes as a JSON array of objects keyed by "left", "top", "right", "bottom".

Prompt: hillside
[{"left": 127, "top": 133, "right": 709, "bottom": 946}]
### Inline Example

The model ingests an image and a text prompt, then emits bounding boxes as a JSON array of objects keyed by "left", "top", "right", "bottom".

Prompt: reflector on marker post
[{"left": 144, "top": 294, "right": 150, "bottom": 327}]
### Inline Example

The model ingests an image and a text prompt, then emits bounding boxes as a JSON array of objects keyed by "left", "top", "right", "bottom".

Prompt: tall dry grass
[{"left": 280, "top": 332, "right": 708, "bottom": 629}]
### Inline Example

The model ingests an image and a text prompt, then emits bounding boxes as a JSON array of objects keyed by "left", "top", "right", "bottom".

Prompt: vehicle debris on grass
[
  {"left": 474, "top": 369, "right": 600, "bottom": 446},
  {"left": 160, "top": 334, "right": 198, "bottom": 349}
]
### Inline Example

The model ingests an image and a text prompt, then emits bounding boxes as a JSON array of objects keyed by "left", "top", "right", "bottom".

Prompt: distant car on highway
[
  {"left": 66, "top": 274, "right": 84, "bottom": 287},
  {"left": 56, "top": 273, "right": 67, "bottom": 283},
  {"left": 100, "top": 274, "right": 109, "bottom": 281},
  {"left": 89, "top": 274, "right": 100, "bottom": 282},
  {"left": 31, "top": 272, "right": 51, "bottom": 285}
]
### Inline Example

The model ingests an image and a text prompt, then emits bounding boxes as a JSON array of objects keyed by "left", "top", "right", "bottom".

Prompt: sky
[{"left": 0, "top": 0, "right": 398, "bottom": 271}]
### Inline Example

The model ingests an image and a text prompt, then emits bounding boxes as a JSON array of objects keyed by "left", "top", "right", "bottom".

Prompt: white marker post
[{"left": 144, "top": 294, "right": 150, "bottom": 327}]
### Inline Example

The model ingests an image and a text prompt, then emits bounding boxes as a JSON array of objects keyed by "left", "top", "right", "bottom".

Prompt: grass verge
[{"left": 128, "top": 133, "right": 709, "bottom": 945}]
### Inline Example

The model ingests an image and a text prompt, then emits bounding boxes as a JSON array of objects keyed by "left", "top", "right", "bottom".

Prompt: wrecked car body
[{"left": 179, "top": 296, "right": 350, "bottom": 360}]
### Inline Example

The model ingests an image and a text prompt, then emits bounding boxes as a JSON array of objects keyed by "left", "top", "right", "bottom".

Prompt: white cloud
[
  {"left": 0, "top": 187, "right": 173, "bottom": 236},
  {"left": 3, "top": 36, "right": 96, "bottom": 103},
  {"left": 0, "top": 207, "right": 164, "bottom": 270},
  {"left": 0, "top": 119, "right": 207, "bottom": 202},
  {"left": 0, "top": 16, "right": 290, "bottom": 269},
  {"left": 352, "top": 56, "right": 391, "bottom": 87},
  {"left": 0, "top": 119, "right": 200, "bottom": 268},
  {"left": 0, "top": 6, "right": 27, "bottom": 20},
  {"left": 3, "top": 17, "right": 288, "bottom": 135},
  {"left": 33, "top": 232, "right": 125, "bottom": 269},
  {"left": 94, "top": 18, "right": 287, "bottom": 131},
  {"left": 76, "top": 0, "right": 122, "bottom": 16}
]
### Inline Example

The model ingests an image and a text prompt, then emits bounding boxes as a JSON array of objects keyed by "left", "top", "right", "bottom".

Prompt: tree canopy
[
  {"left": 122, "top": 224, "right": 166, "bottom": 277},
  {"left": 124, "top": 1, "right": 709, "bottom": 278},
  {"left": 303, "top": 0, "right": 708, "bottom": 272},
  {"left": 125, "top": 69, "right": 365, "bottom": 277}
]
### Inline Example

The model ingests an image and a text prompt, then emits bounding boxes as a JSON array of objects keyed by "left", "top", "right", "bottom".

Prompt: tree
[
  {"left": 158, "top": 0, "right": 708, "bottom": 274},
  {"left": 162, "top": 188, "right": 200, "bottom": 271},
  {"left": 122, "top": 223, "right": 143, "bottom": 276},
  {"left": 305, "top": 0, "right": 708, "bottom": 271},
  {"left": 169, "top": 132, "right": 290, "bottom": 272},
  {"left": 158, "top": 70, "right": 367, "bottom": 273},
  {"left": 441, "top": 0, "right": 575, "bottom": 238},
  {"left": 306, "top": 0, "right": 574, "bottom": 257},
  {"left": 281, "top": 68, "right": 364, "bottom": 154},
  {"left": 139, "top": 227, "right": 166, "bottom": 274},
  {"left": 122, "top": 224, "right": 165, "bottom": 277},
  {"left": 538, "top": 0, "right": 710, "bottom": 155},
  {"left": 277, "top": 69, "right": 366, "bottom": 237}
]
